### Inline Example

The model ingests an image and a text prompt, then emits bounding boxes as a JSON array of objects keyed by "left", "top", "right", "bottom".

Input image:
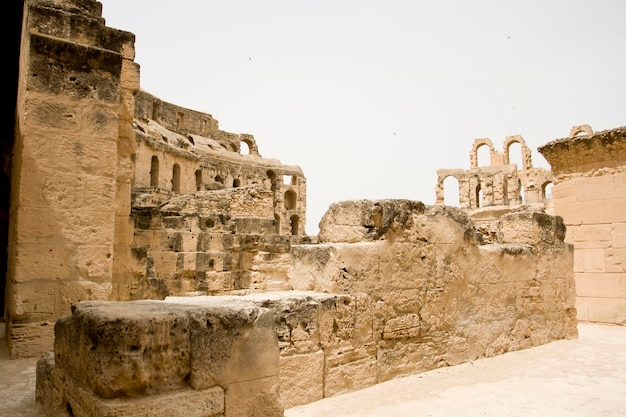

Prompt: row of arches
[
  {"left": 441, "top": 175, "right": 553, "bottom": 208},
  {"left": 149, "top": 156, "right": 302, "bottom": 211}
]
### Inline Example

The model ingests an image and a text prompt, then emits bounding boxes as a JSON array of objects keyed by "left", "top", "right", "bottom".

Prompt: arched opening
[
  {"left": 542, "top": 181, "right": 554, "bottom": 200},
  {"left": 477, "top": 144, "right": 491, "bottom": 167},
  {"left": 195, "top": 169, "right": 202, "bottom": 191},
  {"left": 177, "top": 112, "right": 184, "bottom": 130},
  {"left": 519, "top": 179, "right": 525, "bottom": 204},
  {"left": 443, "top": 176, "right": 460, "bottom": 207},
  {"left": 284, "top": 190, "right": 297, "bottom": 210},
  {"left": 475, "top": 183, "right": 483, "bottom": 208},
  {"left": 172, "top": 163, "right": 181, "bottom": 193},
  {"left": 290, "top": 214, "right": 299, "bottom": 235},
  {"left": 507, "top": 142, "right": 523, "bottom": 170},
  {"left": 267, "top": 170, "right": 277, "bottom": 191},
  {"left": 233, "top": 178, "right": 241, "bottom": 188},
  {"left": 152, "top": 102, "right": 160, "bottom": 121},
  {"left": 240, "top": 141, "right": 250, "bottom": 155},
  {"left": 215, "top": 175, "right": 223, "bottom": 184},
  {"left": 150, "top": 156, "right": 159, "bottom": 187}
]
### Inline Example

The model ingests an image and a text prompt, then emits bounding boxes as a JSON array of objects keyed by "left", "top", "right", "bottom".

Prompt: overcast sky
[{"left": 102, "top": 0, "right": 626, "bottom": 235}]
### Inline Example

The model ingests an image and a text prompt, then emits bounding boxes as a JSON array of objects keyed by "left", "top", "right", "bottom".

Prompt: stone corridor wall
[
  {"left": 36, "top": 199, "right": 577, "bottom": 416},
  {"left": 539, "top": 126, "right": 626, "bottom": 324}
]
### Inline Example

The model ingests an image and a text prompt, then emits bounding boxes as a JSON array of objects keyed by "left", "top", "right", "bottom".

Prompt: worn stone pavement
[{"left": 1, "top": 322, "right": 625, "bottom": 417}]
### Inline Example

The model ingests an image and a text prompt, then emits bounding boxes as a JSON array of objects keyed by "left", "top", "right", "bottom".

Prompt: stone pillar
[
  {"left": 6, "top": 0, "right": 136, "bottom": 357},
  {"left": 539, "top": 126, "right": 626, "bottom": 325}
]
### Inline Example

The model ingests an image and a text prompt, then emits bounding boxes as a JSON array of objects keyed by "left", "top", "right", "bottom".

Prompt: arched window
[
  {"left": 240, "top": 141, "right": 250, "bottom": 155},
  {"left": 195, "top": 169, "right": 202, "bottom": 191},
  {"left": 476, "top": 183, "right": 483, "bottom": 208},
  {"left": 477, "top": 144, "right": 490, "bottom": 167},
  {"left": 443, "top": 176, "right": 460, "bottom": 207},
  {"left": 542, "top": 182, "right": 554, "bottom": 200},
  {"left": 267, "top": 170, "right": 277, "bottom": 191},
  {"left": 233, "top": 178, "right": 241, "bottom": 188},
  {"left": 172, "top": 163, "right": 181, "bottom": 193},
  {"left": 150, "top": 156, "right": 159, "bottom": 187},
  {"left": 284, "top": 190, "right": 297, "bottom": 210},
  {"left": 507, "top": 141, "right": 523, "bottom": 170},
  {"left": 290, "top": 215, "right": 299, "bottom": 235}
]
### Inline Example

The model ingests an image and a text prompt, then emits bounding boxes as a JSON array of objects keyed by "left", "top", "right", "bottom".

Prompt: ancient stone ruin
[
  {"left": 1, "top": 0, "right": 622, "bottom": 416},
  {"left": 539, "top": 125, "right": 626, "bottom": 325}
]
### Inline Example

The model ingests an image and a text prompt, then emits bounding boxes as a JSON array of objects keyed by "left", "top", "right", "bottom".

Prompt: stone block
[
  {"left": 14, "top": 243, "right": 76, "bottom": 282},
  {"left": 279, "top": 351, "right": 324, "bottom": 408},
  {"left": 575, "top": 273, "right": 622, "bottom": 298},
  {"left": 224, "top": 376, "right": 283, "bottom": 417},
  {"left": 188, "top": 303, "right": 279, "bottom": 389},
  {"left": 606, "top": 248, "right": 626, "bottom": 273},
  {"left": 324, "top": 345, "right": 377, "bottom": 398},
  {"left": 54, "top": 301, "right": 193, "bottom": 398}
]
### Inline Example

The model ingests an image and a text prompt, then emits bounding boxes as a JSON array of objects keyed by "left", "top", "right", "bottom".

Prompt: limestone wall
[
  {"left": 539, "top": 126, "right": 626, "bottom": 324},
  {"left": 6, "top": 0, "right": 138, "bottom": 358},
  {"left": 129, "top": 186, "right": 303, "bottom": 298},
  {"left": 36, "top": 199, "right": 577, "bottom": 415}
]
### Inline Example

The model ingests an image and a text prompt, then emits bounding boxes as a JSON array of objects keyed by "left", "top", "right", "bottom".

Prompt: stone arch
[
  {"left": 504, "top": 135, "right": 532, "bottom": 171},
  {"left": 172, "top": 163, "right": 181, "bottom": 193},
  {"left": 476, "top": 182, "right": 483, "bottom": 208},
  {"left": 284, "top": 190, "right": 297, "bottom": 210},
  {"left": 290, "top": 214, "right": 300, "bottom": 235},
  {"left": 542, "top": 181, "right": 554, "bottom": 200},
  {"left": 443, "top": 175, "right": 460, "bottom": 207},
  {"left": 150, "top": 155, "right": 159, "bottom": 187},
  {"left": 240, "top": 135, "right": 260, "bottom": 156},
  {"left": 267, "top": 170, "right": 277, "bottom": 191},
  {"left": 471, "top": 138, "right": 494, "bottom": 168},
  {"left": 569, "top": 124, "right": 593, "bottom": 137}
]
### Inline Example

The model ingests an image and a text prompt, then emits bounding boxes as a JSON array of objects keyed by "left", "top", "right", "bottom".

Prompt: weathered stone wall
[
  {"left": 436, "top": 136, "right": 553, "bottom": 210},
  {"left": 36, "top": 199, "right": 576, "bottom": 414},
  {"left": 129, "top": 186, "right": 302, "bottom": 298},
  {"left": 6, "top": 0, "right": 138, "bottom": 358},
  {"left": 539, "top": 126, "right": 626, "bottom": 324}
]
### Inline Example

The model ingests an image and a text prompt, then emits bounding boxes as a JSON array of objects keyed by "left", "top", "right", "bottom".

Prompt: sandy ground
[{"left": 1, "top": 322, "right": 625, "bottom": 417}]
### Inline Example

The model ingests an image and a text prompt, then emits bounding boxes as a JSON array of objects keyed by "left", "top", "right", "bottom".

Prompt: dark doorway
[{"left": 1, "top": 0, "right": 24, "bottom": 319}]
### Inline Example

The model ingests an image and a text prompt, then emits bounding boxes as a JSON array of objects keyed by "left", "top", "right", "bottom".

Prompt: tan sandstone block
[
  {"left": 581, "top": 248, "right": 606, "bottom": 272},
  {"left": 555, "top": 200, "right": 583, "bottom": 226},
  {"left": 324, "top": 345, "right": 377, "bottom": 398},
  {"left": 224, "top": 376, "right": 283, "bottom": 417},
  {"left": 606, "top": 248, "right": 626, "bottom": 273},
  {"left": 14, "top": 243, "right": 76, "bottom": 282},
  {"left": 575, "top": 273, "right": 622, "bottom": 298},
  {"left": 584, "top": 297, "right": 626, "bottom": 324},
  {"left": 613, "top": 223, "right": 626, "bottom": 248},
  {"left": 279, "top": 351, "right": 324, "bottom": 408},
  {"left": 575, "top": 176, "right": 618, "bottom": 202},
  {"left": 581, "top": 199, "right": 623, "bottom": 225},
  {"left": 76, "top": 245, "right": 113, "bottom": 282}
]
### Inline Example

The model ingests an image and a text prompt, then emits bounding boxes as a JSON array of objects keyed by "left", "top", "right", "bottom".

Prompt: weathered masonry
[
  {"left": 435, "top": 135, "right": 554, "bottom": 211},
  {"left": 539, "top": 125, "right": 626, "bottom": 325},
  {"left": 5, "top": 0, "right": 307, "bottom": 359},
  {"left": 36, "top": 200, "right": 577, "bottom": 416}
]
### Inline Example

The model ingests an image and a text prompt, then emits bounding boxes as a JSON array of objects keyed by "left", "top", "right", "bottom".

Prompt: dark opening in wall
[
  {"left": 150, "top": 156, "right": 159, "bottom": 187},
  {"left": 172, "top": 163, "right": 180, "bottom": 193}
]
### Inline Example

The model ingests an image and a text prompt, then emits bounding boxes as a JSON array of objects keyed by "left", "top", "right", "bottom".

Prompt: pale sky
[{"left": 102, "top": 0, "right": 626, "bottom": 235}]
